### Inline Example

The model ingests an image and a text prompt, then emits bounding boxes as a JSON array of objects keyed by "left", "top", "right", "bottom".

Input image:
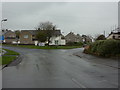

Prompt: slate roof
[
  {"left": 21, "top": 30, "right": 61, "bottom": 36},
  {"left": 20, "top": 30, "right": 37, "bottom": 35},
  {"left": 51, "top": 30, "right": 61, "bottom": 36}
]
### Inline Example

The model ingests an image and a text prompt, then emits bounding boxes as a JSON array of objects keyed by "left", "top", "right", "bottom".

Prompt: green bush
[{"left": 84, "top": 39, "right": 120, "bottom": 57}]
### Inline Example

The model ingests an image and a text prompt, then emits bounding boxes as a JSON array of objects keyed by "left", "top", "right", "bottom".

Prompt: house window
[
  {"left": 24, "top": 35, "right": 28, "bottom": 38},
  {"left": 55, "top": 40, "right": 58, "bottom": 45},
  {"left": 118, "top": 36, "right": 120, "bottom": 38},
  {"left": 113, "top": 36, "right": 115, "bottom": 39}
]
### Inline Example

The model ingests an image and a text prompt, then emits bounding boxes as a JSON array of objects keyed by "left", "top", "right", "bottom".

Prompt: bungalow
[
  {"left": 65, "top": 32, "right": 83, "bottom": 43},
  {"left": 49, "top": 30, "right": 66, "bottom": 45},
  {"left": 107, "top": 27, "right": 120, "bottom": 40},
  {"left": 82, "top": 35, "right": 92, "bottom": 43}
]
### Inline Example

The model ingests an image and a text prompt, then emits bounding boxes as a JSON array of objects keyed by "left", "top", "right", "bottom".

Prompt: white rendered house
[{"left": 49, "top": 35, "right": 66, "bottom": 45}]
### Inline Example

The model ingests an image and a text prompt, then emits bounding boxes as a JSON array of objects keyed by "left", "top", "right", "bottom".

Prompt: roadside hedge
[{"left": 84, "top": 39, "right": 120, "bottom": 57}]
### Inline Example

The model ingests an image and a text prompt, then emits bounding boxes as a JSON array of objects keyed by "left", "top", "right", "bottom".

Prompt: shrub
[
  {"left": 96, "top": 35, "right": 106, "bottom": 40},
  {"left": 84, "top": 39, "right": 120, "bottom": 57}
]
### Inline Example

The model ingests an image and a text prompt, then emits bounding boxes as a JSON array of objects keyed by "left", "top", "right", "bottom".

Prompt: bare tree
[
  {"left": 36, "top": 21, "right": 57, "bottom": 45},
  {"left": 37, "top": 21, "right": 56, "bottom": 30}
]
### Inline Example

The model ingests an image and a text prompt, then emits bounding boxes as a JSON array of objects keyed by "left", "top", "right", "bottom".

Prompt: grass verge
[
  {"left": 3, "top": 44, "right": 81, "bottom": 49},
  {"left": 3, "top": 48, "right": 19, "bottom": 55},
  {"left": 0, "top": 56, "right": 17, "bottom": 65},
  {"left": 0, "top": 48, "right": 19, "bottom": 65}
]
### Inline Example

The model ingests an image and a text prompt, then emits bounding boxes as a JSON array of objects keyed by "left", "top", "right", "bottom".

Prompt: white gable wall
[{"left": 49, "top": 36, "right": 66, "bottom": 45}]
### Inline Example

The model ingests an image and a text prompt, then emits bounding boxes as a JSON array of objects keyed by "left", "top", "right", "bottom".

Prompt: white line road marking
[
  {"left": 71, "top": 78, "right": 87, "bottom": 88},
  {"left": 98, "top": 80, "right": 107, "bottom": 82}
]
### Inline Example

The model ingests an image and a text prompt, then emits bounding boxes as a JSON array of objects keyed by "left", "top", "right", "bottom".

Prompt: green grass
[
  {"left": 3, "top": 48, "right": 19, "bottom": 55},
  {"left": 0, "top": 48, "right": 19, "bottom": 65},
  {"left": 0, "top": 56, "right": 17, "bottom": 65},
  {"left": 3, "top": 44, "right": 81, "bottom": 49}
]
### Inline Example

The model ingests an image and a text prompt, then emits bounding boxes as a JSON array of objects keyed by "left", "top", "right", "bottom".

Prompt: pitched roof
[
  {"left": 65, "top": 32, "right": 76, "bottom": 37},
  {"left": 20, "top": 30, "right": 61, "bottom": 36},
  {"left": 21, "top": 30, "right": 37, "bottom": 35},
  {"left": 52, "top": 30, "right": 61, "bottom": 36},
  {"left": 3, "top": 30, "right": 16, "bottom": 36},
  {"left": 2, "top": 30, "right": 13, "bottom": 35}
]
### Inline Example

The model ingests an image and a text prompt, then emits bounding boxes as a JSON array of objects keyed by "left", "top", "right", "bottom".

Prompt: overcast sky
[{"left": 2, "top": 2, "right": 118, "bottom": 36}]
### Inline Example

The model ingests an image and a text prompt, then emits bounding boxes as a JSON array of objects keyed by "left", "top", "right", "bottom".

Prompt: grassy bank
[
  {"left": 3, "top": 48, "right": 19, "bottom": 55},
  {"left": 1, "top": 56, "right": 17, "bottom": 65},
  {"left": 3, "top": 44, "right": 81, "bottom": 49},
  {"left": 84, "top": 39, "right": 120, "bottom": 57},
  {"left": 0, "top": 49, "right": 19, "bottom": 65}
]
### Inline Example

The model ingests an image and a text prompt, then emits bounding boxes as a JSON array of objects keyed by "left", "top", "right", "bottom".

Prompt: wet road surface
[{"left": 2, "top": 46, "right": 118, "bottom": 88}]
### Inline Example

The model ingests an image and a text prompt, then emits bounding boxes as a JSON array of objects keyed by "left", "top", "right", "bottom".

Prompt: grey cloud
[{"left": 2, "top": 2, "right": 118, "bottom": 36}]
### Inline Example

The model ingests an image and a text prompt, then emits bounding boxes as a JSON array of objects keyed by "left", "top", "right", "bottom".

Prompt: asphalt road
[{"left": 2, "top": 46, "right": 118, "bottom": 88}]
